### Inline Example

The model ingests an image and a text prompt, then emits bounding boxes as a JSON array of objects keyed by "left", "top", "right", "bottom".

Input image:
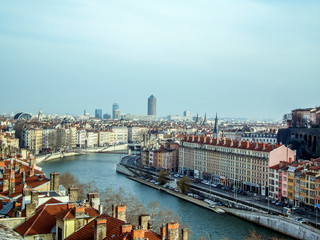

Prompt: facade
[
  {"left": 142, "top": 148, "right": 178, "bottom": 171},
  {"left": 147, "top": 95, "right": 156, "bottom": 116},
  {"left": 179, "top": 136, "right": 295, "bottom": 196},
  {"left": 241, "top": 132, "right": 277, "bottom": 144},
  {"left": 111, "top": 127, "right": 128, "bottom": 143},
  {"left": 112, "top": 103, "right": 120, "bottom": 120},
  {"left": 21, "top": 128, "right": 43, "bottom": 154},
  {"left": 128, "top": 127, "right": 147, "bottom": 143},
  {"left": 103, "top": 113, "right": 111, "bottom": 119},
  {"left": 95, "top": 109, "right": 102, "bottom": 119}
]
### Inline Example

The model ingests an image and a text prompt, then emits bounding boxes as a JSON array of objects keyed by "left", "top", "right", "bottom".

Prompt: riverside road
[{"left": 121, "top": 155, "right": 320, "bottom": 227}]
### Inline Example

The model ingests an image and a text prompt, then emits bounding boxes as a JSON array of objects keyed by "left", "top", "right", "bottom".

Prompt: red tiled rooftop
[
  {"left": 66, "top": 214, "right": 125, "bottom": 240},
  {"left": 0, "top": 173, "right": 50, "bottom": 198},
  {"left": 55, "top": 206, "right": 99, "bottom": 220},
  {"left": 15, "top": 202, "right": 67, "bottom": 236}
]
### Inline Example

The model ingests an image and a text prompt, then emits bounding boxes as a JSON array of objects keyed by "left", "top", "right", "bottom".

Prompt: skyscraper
[
  {"left": 95, "top": 109, "right": 102, "bottom": 119},
  {"left": 112, "top": 103, "right": 120, "bottom": 120},
  {"left": 148, "top": 95, "right": 156, "bottom": 115}
]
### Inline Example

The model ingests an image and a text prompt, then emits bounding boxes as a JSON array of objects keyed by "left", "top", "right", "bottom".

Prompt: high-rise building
[
  {"left": 112, "top": 103, "right": 120, "bottom": 120},
  {"left": 148, "top": 95, "right": 156, "bottom": 116},
  {"left": 95, "top": 109, "right": 102, "bottom": 119},
  {"left": 103, "top": 113, "right": 111, "bottom": 119},
  {"left": 183, "top": 111, "right": 190, "bottom": 117}
]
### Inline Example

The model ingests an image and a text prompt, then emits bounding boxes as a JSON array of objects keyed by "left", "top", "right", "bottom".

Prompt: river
[{"left": 39, "top": 153, "right": 291, "bottom": 240}]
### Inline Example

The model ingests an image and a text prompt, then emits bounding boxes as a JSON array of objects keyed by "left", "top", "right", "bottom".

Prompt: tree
[
  {"left": 60, "top": 172, "right": 181, "bottom": 233},
  {"left": 177, "top": 176, "right": 190, "bottom": 193},
  {"left": 158, "top": 170, "right": 170, "bottom": 185},
  {"left": 60, "top": 172, "right": 99, "bottom": 200}
]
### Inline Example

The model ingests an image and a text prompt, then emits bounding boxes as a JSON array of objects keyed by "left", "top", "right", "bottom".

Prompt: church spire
[
  {"left": 213, "top": 113, "right": 219, "bottom": 138},
  {"left": 195, "top": 113, "right": 199, "bottom": 125},
  {"left": 203, "top": 113, "right": 207, "bottom": 125}
]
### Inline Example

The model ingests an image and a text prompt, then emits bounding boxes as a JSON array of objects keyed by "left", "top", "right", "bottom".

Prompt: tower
[
  {"left": 112, "top": 103, "right": 120, "bottom": 120},
  {"left": 195, "top": 113, "right": 199, "bottom": 125},
  {"left": 148, "top": 95, "right": 156, "bottom": 116},
  {"left": 202, "top": 113, "right": 207, "bottom": 125},
  {"left": 95, "top": 109, "right": 102, "bottom": 119},
  {"left": 213, "top": 113, "right": 219, "bottom": 138}
]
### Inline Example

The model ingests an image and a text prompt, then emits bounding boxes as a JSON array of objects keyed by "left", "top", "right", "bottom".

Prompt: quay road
[{"left": 121, "top": 155, "right": 320, "bottom": 228}]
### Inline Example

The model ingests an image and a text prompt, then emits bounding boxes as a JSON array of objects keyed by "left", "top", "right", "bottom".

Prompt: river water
[{"left": 39, "top": 153, "right": 290, "bottom": 240}]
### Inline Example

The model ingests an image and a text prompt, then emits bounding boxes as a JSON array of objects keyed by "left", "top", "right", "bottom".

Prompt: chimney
[
  {"left": 121, "top": 224, "right": 133, "bottom": 233},
  {"left": 67, "top": 202, "right": 77, "bottom": 209},
  {"left": 255, "top": 142, "right": 259, "bottom": 149},
  {"left": 116, "top": 205, "right": 126, "bottom": 222},
  {"left": 246, "top": 141, "right": 250, "bottom": 149},
  {"left": 22, "top": 171, "right": 26, "bottom": 185},
  {"left": 75, "top": 206, "right": 86, "bottom": 218},
  {"left": 160, "top": 226, "right": 166, "bottom": 240},
  {"left": 99, "top": 204, "right": 103, "bottom": 215},
  {"left": 9, "top": 178, "right": 15, "bottom": 195},
  {"left": 3, "top": 173, "right": 9, "bottom": 192},
  {"left": 182, "top": 228, "right": 189, "bottom": 240},
  {"left": 23, "top": 188, "right": 32, "bottom": 197},
  {"left": 25, "top": 203, "right": 36, "bottom": 218},
  {"left": 14, "top": 202, "right": 22, "bottom": 211},
  {"left": 132, "top": 229, "right": 145, "bottom": 240},
  {"left": 223, "top": 138, "right": 226, "bottom": 145},
  {"left": 216, "top": 139, "right": 219, "bottom": 145},
  {"left": 50, "top": 172, "right": 60, "bottom": 191},
  {"left": 262, "top": 143, "right": 266, "bottom": 151},
  {"left": 10, "top": 169, "right": 15, "bottom": 178},
  {"left": 238, "top": 141, "right": 242, "bottom": 147},
  {"left": 112, "top": 204, "right": 117, "bottom": 218},
  {"left": 230, "top": 140, "right": 233, "bottom": 147},
  {"left": 68, "top": 188, "right": 78, "bottom": 202},
  {"left": 88, "top": 193, "right": 100, "bottom": 210},
  {"left": 167, "top": 222, "right": 179, "bottom": 240},
  {"left": 94, "top": 218, "right": 107, "bottom": 240},
  {"left": 139, "top": 215, "right": 150, "bottom": 230},
  {"left": 31, "top": 190, "right": 38, "bottom": 206}
]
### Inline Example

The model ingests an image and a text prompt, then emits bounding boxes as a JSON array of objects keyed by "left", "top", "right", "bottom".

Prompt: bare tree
[
  {"left": 177, "top": 176, "right": 191, "bottom": 193},
  {"left": 158, "top": 170, "right": 170, "bottom": 185}
]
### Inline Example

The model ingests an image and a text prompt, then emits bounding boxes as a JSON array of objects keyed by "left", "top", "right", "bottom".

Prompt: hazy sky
[{"left": 1, "top": 0, "right": 319, "bottom": 119}]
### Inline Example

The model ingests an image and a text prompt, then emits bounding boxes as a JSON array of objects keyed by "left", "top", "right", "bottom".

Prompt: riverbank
[
  {"left": 128, "top": 175, "right": 226, "bottom": 214},
  {"left": 37, "top": 144, "right": 128, "bottom": 164},
  {"left": 118, "top": 163, "right": 320, "bottom": 240}
]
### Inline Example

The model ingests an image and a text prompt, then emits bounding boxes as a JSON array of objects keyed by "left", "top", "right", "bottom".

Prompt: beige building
[
  {"left": 179, "top": 136, "right": 295, "bottom": 196},
  {"left": 22, "top": 128, "right": 43, "bottom": 154}
]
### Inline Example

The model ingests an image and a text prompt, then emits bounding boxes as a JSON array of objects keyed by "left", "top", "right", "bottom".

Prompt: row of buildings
[
  {"left": 20, "top": 124, "right": 148, "bottom": 154},
  {"left": 176, "top": 135, "right": 320, "bottom": 208},
  {"left": 269, "top": 159, "right": 320, "bottom": 208},
  {"left": 0, "top": 149, "right": 187, "bottom": 240}
]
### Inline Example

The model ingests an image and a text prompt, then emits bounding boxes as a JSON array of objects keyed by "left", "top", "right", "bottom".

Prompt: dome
[{"left": 13, "top": 112, "right": 32, "bottom": 120}]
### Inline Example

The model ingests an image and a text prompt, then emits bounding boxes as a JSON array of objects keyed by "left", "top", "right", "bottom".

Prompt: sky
[{"left": 0, "top": 0, "right": 319, "bottom": 120}]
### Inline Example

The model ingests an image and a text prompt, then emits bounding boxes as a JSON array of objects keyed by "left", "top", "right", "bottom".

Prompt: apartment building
[
  {"left": 21, "top": 128, "right": 43, "bottom": 154},
  {"left": 179, "top": 136, "right": 295, "bottom": 196},
  {"left": 111, "top": 126, "right": 128, "bottom": 143}
]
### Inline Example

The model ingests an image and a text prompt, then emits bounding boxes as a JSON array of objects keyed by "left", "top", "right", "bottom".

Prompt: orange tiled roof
[
  {"left": 55, "top": 206, "right": 99, "bottom": 220},
  {"left": 15, "top": 202, "right": 67, "bottom": 236},
  {"left": 0, "top": 173, "right": 50, "bottom": 198},
  {"left": 184, "top": 136, "right": 278, "bottom": 152},
  {"left": 66, "top": 214, "right": 125, "bottom": 240}
]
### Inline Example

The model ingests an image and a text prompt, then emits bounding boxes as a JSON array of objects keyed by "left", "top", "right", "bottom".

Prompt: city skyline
[{"left": 1, "top": 1, "right": 319, "bottom": 119}]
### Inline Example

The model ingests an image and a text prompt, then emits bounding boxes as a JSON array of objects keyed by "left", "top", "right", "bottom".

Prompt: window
[{"left": 57, "top": 227, "right": 63, "bottom": 240}]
